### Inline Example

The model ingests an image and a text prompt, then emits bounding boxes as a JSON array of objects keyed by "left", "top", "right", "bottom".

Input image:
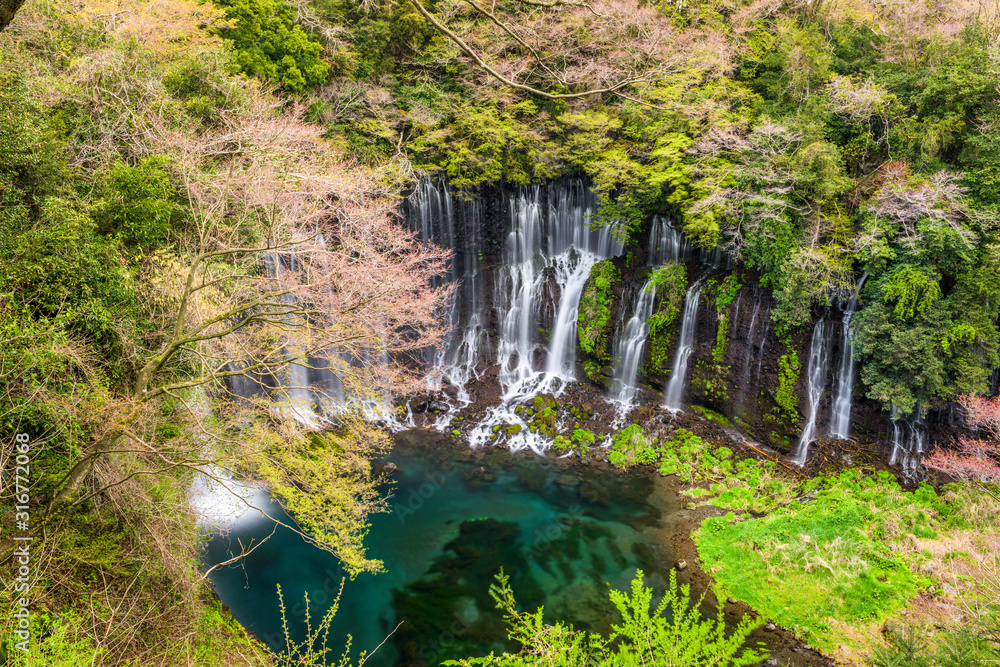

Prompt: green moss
[
  {"left": 532, "top": 394, "right": 559, "bottom": 411},
  {"left": 645, "top": 263, "right": 688, "bottom": 375},
  {"left": 694, "top": 470, "right": 950, "bottom": 653},
  {"left": 692, "top": 277, "right": 742, "bottom": 404},
  {"left": 578, "top": 260, "right": 619, "bottom": 364},
  {"left": 769, "top": 431, "right": 791, "bottom": 448},
  {"left": 689, "top": 404, "right": 733, "bottom": 427},
  {"left": 774, "top": 343, "right": 801, "bottom": 427},
  {"left": 712, "top": 314, "right": 731, "bottom": 364},
  {"left": 711, "top": 275, "right": 739, "bottom": 362}
]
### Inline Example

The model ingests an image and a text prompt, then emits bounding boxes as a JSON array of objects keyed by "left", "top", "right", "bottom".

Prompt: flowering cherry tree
[{"left": 925, "top": 394, "right": 1000, "bottom": 484}]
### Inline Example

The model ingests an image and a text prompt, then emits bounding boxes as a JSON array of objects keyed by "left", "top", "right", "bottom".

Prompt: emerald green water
[{"left": 203, "top": 432, "right": 677, "bottom": 666}]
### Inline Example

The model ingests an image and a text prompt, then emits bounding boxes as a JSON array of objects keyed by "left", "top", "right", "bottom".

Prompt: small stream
[{"left": 203, "top": 430, "right": 680, "bottom": 666}]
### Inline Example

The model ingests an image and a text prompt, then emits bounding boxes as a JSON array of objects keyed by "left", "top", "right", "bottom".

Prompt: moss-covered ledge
[{"left": 578, "top": 258, "right": 620, "bottom": 381}]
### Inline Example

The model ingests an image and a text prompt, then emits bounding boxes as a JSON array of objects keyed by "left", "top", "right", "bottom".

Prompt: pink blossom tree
[{"left": 925, "top": 394, "right": 1000, "bottom": 485}]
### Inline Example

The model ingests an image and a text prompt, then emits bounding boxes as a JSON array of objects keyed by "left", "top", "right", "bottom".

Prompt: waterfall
[
  {"left": 699, "top": 245, "right": 733, "bottom": 270},
  {"left": 829, "top": 273, "right": 868, "bottom": 440},
  {"left": 265, "top": 251, "right": 319, "bottom": 427},
  {"left": 409, "top": 179, "right": 484, "bottom": 414},
  {"left": 610, "top": 279, "right": 657, "bottom": 414},
  {"left": 189, "top": 465, "right": 268, "bottom": 530},
  {"left": 889, "top": 405, "right": 927, "bottom": 478},
  {"left": 795, "top": 319, "right": 831, "bottom": 465},
  {"left": 663, "top": 281, "right": 704, "bottom": 411},
  {"left": 755, "top": 316, "right": 770, "bottom": 381},
  {"left": 465, "top": 181, "right": 622, "bottom": 452},
  {"left": 738, "top": 291, "right": 762, "bottom": 407},
  {"left": 542, "top": 252, "right": 598, "bottom": 382},
  {"left": 648, "top": 216, "right": 687, "bottom": 264},
  {"left": 496, "top": 183, "right": 623, "bottom": 400},
  {"left": 731, "top": 289, "right": 743, "bottom": 342},
  {"left": 495, "top": 189, "right": 546, "bottom": 394}
]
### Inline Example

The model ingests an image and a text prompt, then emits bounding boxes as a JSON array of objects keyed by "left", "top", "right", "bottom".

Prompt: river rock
[
  {"left": 517, "top": 465, "right": 547, "bottom": 492},
  {"left": 553, "top": 474, "right": 580, "bottom": 488},
  {"left": 407, "top": 395, "right": 433, "bottom": 413},
  {"left": 463, "top": 466, "right": 488, "bottom": 482},
  {"left": 578, "top": 480, "right": 609, "bottom": 506}
]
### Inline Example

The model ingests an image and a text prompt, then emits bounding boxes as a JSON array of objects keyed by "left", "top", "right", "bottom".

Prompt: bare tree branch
[{"left": 408, "top": 0, "right": 645, "bottom": 99}]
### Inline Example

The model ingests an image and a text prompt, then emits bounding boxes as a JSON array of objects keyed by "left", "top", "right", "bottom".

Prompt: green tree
[{"left": 213, "top": 0, "right": 330, "bottom": 91}]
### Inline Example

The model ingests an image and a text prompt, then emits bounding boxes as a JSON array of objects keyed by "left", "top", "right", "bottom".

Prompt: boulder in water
[
  {"left": 578, "top": 480, "right": 609, "bottom": 506},
  {"left": 553, "top": 474, "right": 581, "bottom": 488}
]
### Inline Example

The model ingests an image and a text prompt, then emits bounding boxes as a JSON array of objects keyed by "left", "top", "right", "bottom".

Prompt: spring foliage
[{"left": 442, "top": 569, "right": 766, "bottom": 667}]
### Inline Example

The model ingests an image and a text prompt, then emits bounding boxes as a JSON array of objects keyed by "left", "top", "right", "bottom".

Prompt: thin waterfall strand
[
  {"left": 610, "top": 279, "right": 657, "bottom": 414},
  {"left": 795, "top": 320, "right": 830, "bottom": 464},
  {"left": 648, "top": 216, "right": 687, "bottom": 265},
  {"left": 663, "top": 281, "right": 704, "bottom": 411},
  {"left": 889, "top": 405, "right": 926, "bottom": 478},
  {"left": 829, "top": 273, "right": 868, "bottom": 439}
]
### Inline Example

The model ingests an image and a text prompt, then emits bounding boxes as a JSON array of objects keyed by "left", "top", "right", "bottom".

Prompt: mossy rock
[
  {"left": 646, "top": 263, "right": 688, "bottom": 377},
  {"left": 533, "top": 394, "right": 559, "bottom": 411},
  {"left": 577, "top": 260, "right": 619, "bottom": 363}
]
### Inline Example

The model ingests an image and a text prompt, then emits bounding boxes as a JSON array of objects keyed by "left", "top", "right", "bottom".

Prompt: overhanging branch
[{"left": 408, "top": 0, "right": 644, "bottom": 100}]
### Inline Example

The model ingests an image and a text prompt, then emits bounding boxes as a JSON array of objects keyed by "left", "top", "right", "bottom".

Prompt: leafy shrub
[
  {"left": 609, "top": 424, "right": 657, "bottom": 468},
  {"left": 93, "top": 157, "right": 177, "bottom": 248},
  {"left": 443, "top": 568, "right": 767, "bottom": 666},
  {"left": 212, "top": 0, "right": 329, "bottom": 91}
]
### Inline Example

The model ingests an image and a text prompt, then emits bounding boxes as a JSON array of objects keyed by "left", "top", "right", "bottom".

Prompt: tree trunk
[
  {"left": 1, "top": 0, "right": 26, "bottom": 31},
  {"left": 49, "top": 429, "right": 123, "bottom": 509}
]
